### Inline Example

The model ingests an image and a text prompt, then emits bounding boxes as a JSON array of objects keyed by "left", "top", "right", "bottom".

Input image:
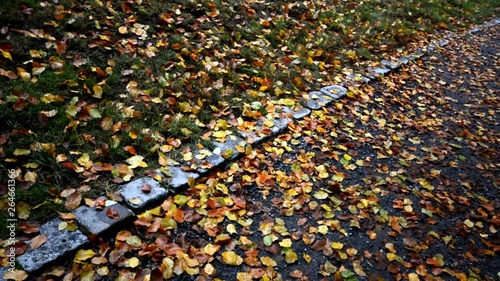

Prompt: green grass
[{"left": 0, "top": 0, "right": 498, "bottom": 237}]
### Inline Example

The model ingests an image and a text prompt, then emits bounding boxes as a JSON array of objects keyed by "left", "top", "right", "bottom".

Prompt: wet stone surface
[
  {"left": 159, "top": 166, "right": 200, "bottom": 189},
  {"left": 381, "top": 59, "right": 401, "bottom": 69},
  {"left": 301, "top": 91, "right": 336, "bottom": 110},
  {"left": 238, "top": 116, "right": 292, "bottom": 144},
  {"left": 16, "top": 218, "right": 88, "bottom": 273},
  {"left": 366, "top": 66, "right": 391, "bottom": 78},
  {"left": 119, "top": 177, "right": 168, "bottom": 211},
  {"left": 320, "top": 85, "right": 347, "bottom": 99},
  {"left": 282, "top": 106, "right": 311, "bottom": 119},
  {"left": 73, "top": 198, "right": 134, "bottom": 235},
  {"left": 212, "top": 135, "right": 245, "bottom": 161}
]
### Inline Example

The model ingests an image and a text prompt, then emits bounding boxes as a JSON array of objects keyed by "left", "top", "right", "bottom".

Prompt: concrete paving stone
[
  {"left": 159, "top": 166, "right": 200, "bottom": 189},
  {"left": 16, "top": 218, "right": 89, "bottom": 273},
  {"left": 320, "top": 85, "right": 347, "bottom": 99},
  {"left": 119, "top": 177, "right": 168, "bottom": 211},
  {"left": 282, "top": 106, "right": 311, "bottom": 119},
  {"left": 381, "top": 59, "right": 401, "bottom": 69},
  {"left": 301, "top": 91, "right": 336, "bottom": 110},
  {"left": 73, "top": 198, "right": 134, "bottom": 235}
]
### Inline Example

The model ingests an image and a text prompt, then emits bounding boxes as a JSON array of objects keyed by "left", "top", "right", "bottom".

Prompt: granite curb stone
[
  {"left": 119, "top": 177, "right": 168, "bottom": 211},
  {"left": 73, "top": 198, "right": 134, "bottom": 235},
  {"left": 301, "top": 90, "right": 336, "bottom": 110},
  {"left": 159, "top": 166, "right": 200, "bottom": 189},
  {"left": 320, "top": 85, "right": 348, "bottom": 99},
  {"left": 282, "top": 106, "right": 311, "bottom": 119},
  {"left": 237, "top": 115, "right": 292, "bottom": 144},
  {"left": 16, "top": 218, "right": 89, "bottom": 273}
]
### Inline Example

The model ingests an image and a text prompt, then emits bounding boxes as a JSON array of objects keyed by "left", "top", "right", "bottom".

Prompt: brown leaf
[
  {"left": 30, "top": 234, "right": 47, "bottom": 249},
  {"left": 141, "top": 183, "right": 152, "bottom": 193},
  {"left": 65, "top": 191, "right": 82, "bottom": 210}
]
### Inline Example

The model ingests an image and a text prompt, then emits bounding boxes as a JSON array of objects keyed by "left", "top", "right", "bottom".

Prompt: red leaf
[{"left": 106, "top": 207, "right": 121, "bottom": 219}]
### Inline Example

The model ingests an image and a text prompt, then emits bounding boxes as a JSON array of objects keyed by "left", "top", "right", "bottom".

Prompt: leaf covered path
[{"left": 27, "top": 23, "right": 499, "bottom": 281}]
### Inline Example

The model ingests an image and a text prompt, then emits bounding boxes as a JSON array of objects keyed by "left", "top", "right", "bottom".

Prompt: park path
[{"left": 22, "top": 22, "right": 500, "bottom": 281}]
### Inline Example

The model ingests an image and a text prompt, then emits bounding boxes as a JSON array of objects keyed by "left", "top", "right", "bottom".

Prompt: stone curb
[{"left": 4, "top": 18, "right": 498, "bottom": 278}]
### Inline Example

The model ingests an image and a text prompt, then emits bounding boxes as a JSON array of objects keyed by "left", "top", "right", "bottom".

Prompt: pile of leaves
[
  {"left": 5, "top": 23, "right": 499, "bottom": 280},
  {"left": 0, "top": 0, "right": 498, "bottom": 235}
]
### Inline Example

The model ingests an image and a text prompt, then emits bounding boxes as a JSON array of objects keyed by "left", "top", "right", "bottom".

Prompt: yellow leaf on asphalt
[
  {"left": 221, "top": 251, "right": 243, "bottom": 266},
  {"left": 331, "top": 242, "right": 344, "bottom": 250},
  {"left": 203, "top": 243, "right": 220, "bottom": 255},
  {"left": 260, "top": 256, "right": 277, "bottom": 267},
  {"left": 279, "top": 238, "right": 292, "bottom": 248},
  {"left": 285, "top": 250, "right": 298, "bottom": 264}
]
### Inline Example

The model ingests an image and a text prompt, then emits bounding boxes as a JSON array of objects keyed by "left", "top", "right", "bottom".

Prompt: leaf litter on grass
[{"left": 15, "top": 24, "right": 499, "bottom": 280}]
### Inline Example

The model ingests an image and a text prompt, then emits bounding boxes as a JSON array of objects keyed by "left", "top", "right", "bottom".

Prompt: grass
[{"left": 0, "top": 0, "right": 498, "bottom": 237}]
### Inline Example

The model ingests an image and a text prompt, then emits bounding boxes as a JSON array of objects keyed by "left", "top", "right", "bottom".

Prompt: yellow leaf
[
  {"left": 260, "top": 256, "right": 277, "bottom": 267},
  {"left": 212, "top": 130, "right": 228, "bottom": 138},
  {"left": 1, "top": 49, "right": 12, "bottom": 61},
  {"left": 285, "top": 250, "right": 298, "bottom": 264},
  {"left": 77, "top": 153, "right": 91, "bottom": 166},
  {"left": 17, "top": 202, "right": 31, "bottom": 219},
  {"left": 331, "top": 242, "right": 344, "bottom": 250},
  {"left": 126, "top": 155, "right": 147, "bottom": 169},
  {"left": 13, "top": 148, "right": 31, "bottom": 156},
  {"left": 118, "top": 26, "right": 128, "bottom": 34},
  {"left": 74, "top": 249, "right": 96, "bottom": 262},
  {"left": 314, "top": 190, "right": 329, "bottom": 200},
  {"left": 24, "top": 171, "right": 37, "bottom": 182},
  {"left": 279, "top": 238, "right": 292, "bottom": 248},
  {"left": 278, "top": 98, "right": 295, "bottom": 107},
  {"left": 126, "top": 235, "right": 142, "bottom": 247},
  {"left": 93, "top": 84, "right": 103, "bottom": 98},
  {"left": 408, "top": 273, "right": 420, "bottom": 281},
  {"left": 124, "top": 257, "right": 139, "bottom": 268},
  {"left": 221, "top": 251, "right": 243, "bottom": 266},
  {"left": 183, "top": 151, "right": 193, "bottom": 161},
  {"left": 203, "top": 243, "right": 220, "bottom": 256}
]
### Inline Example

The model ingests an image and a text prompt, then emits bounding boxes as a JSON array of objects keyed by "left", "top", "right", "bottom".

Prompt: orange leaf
[{"left": 173, "top": 209, "right": 184, "bottom": 223}]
